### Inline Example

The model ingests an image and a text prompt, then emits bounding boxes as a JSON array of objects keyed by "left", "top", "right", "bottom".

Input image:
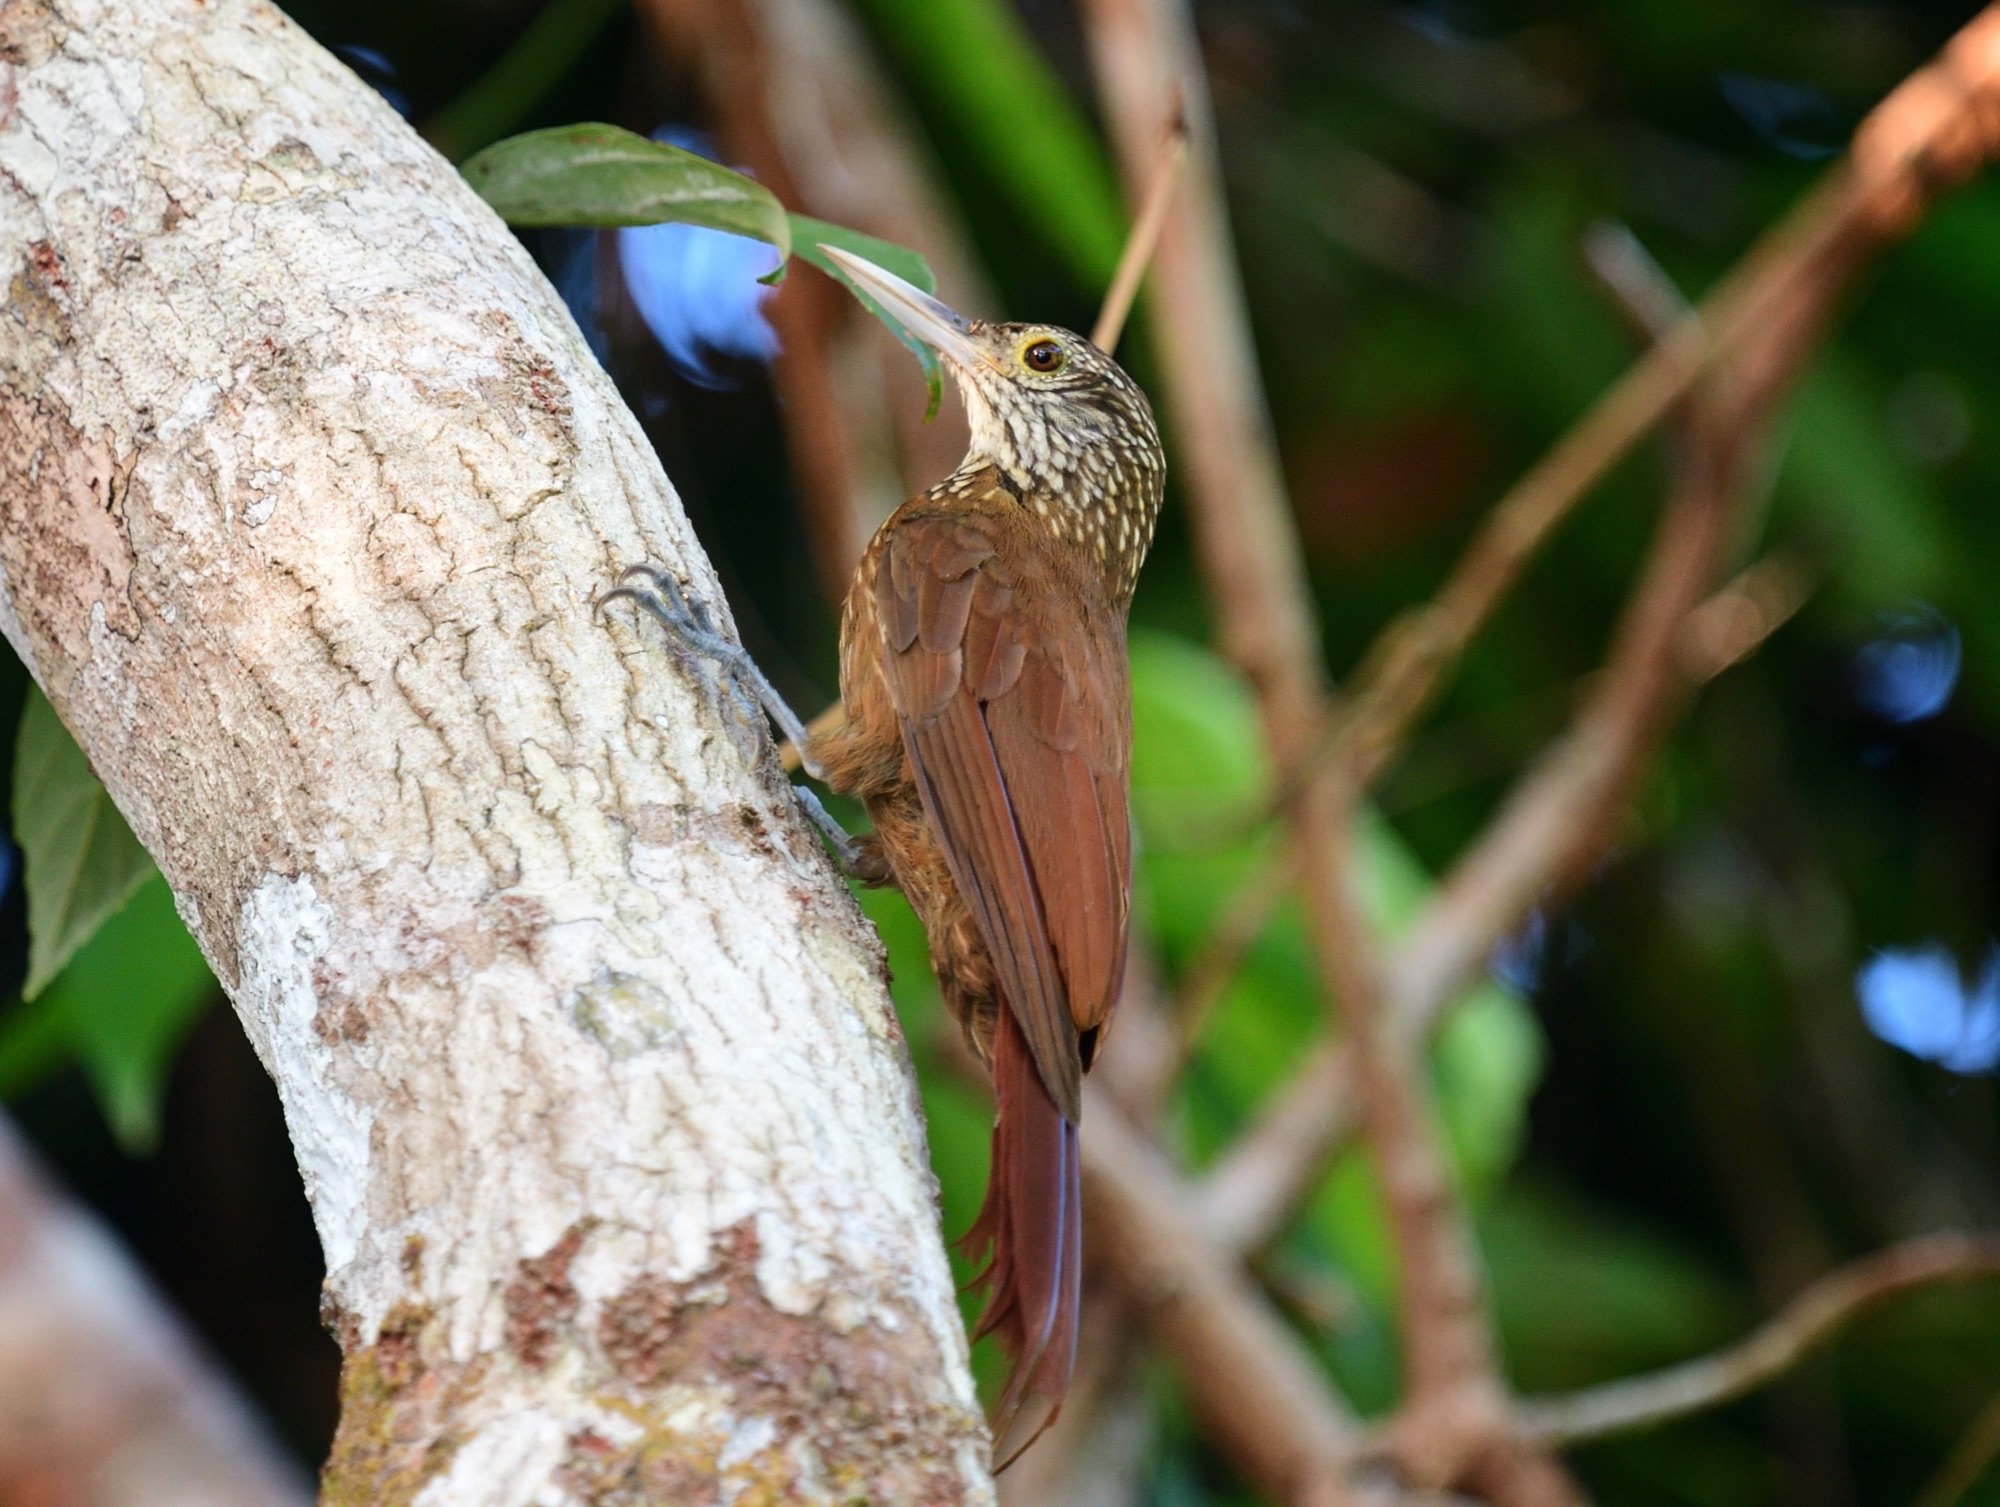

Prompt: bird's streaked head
[{"left": 820, "top": 246, "right": 1166, "bottom": 599}]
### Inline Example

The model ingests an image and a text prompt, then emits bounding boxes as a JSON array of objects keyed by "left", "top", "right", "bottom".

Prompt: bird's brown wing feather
[{"left": 874, "top": 507, "right": 1131, "bottom": 1119}]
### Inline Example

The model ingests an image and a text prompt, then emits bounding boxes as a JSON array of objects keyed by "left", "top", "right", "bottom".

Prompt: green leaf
[
  {"left": 792, "top": 215, "right": 947, "bottom": 419},
  {"left": 14, "top": 689, "right": 155, "bottom": 999},
  {"left": 462, "top": 124, "right": 795, "bottom": 260},
  {"left": 0, "top": 875, "right": 216, "bottom": 1152},
  {"left": 1431, "top": 982, "right": 1544, "bottom": 1194},
  {"left": 790, "top": 216, "right": 937, "bottom": 295},
  {"left": 461, "top": 132, "right": 957, "bottom": 411},
  {"left": 1483, "top": 1180, "right": 1742, "bottom": 1392},
  {"left": 1776, "top": 356, "right": 1954, "bottom": 606}
]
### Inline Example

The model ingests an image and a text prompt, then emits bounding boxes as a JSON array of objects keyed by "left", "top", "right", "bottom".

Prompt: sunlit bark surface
[{"left": 0, "top": 1, "right": 990, "bottom": 1500}]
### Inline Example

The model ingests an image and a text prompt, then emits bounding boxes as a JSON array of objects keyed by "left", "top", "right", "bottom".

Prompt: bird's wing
[{"left": 873, "top": 507, "right": 1131, "bottom": 1121}]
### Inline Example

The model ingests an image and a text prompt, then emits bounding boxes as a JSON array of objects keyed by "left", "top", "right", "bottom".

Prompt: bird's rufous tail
[{"left": 962, "top": 1006, "right": 1081, "bottom": 1470}]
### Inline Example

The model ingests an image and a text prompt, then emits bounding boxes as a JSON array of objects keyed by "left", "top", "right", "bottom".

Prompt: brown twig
[
  {"left": 1199, "top": 1036, "right": 1355, "bottom": 1252},
  {"left": 1208, "top": 9, "right": 2000, "bottom": 1272},
  {"left": 1080, "top": 0, "right": 1528, "bottom": 1487},
  {"left": 1581, "top": 219, "right": 1694, "bottom": 343},
  {"left": 1677, "top": 553, "right": 1813, "bottom": 683},
  {"left": 1297, "top": 180, "right": 1831, "bottom": 805},
  {"left": 1383, "top": 116, "right": 1899, "bottom": 1043},
  {"left": 1194, "top": 540, "right": 1811, "bottom": 1258},
  {"left": 1101, "top": 938, "right": 1190, "bottom": 1122},
  {"left": 1266, "top": 7, "right": 2000, "bottom": 822},
  {"left": 1183, "top": 565, "right": 1811, "bottom": 1260},
  {"left": 1513, "top": 1236, "right": 2000, "bottom": 1448},
  {"left": 1092, "top": 111, "right": 1189, "bottom": 354},
  {"left": 1319, "top": 841, "right": 1518, "bottom": 1490},
  {"left": 1078, "top": 0, "right": 1320, "bottom": 713},
  {"left": 1080, "top": 1084, "right": 1364, "bottom": 1506},
  {"left": 1227, "top": 406, "right": 1756, "bottom": 1260}
]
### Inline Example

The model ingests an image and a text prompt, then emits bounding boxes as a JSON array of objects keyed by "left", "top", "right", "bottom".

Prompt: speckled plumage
[
  {"left": 807, "top": 310, "right": 1164, "bottom": 1462},
  {"left": 951, "top": 328, "right": 1166, "bottom": 602}
]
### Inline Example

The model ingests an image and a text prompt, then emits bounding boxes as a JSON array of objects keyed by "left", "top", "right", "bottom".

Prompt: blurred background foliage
[{"left": 2, "top": 1, "right": 1997, "bottom": 1503}]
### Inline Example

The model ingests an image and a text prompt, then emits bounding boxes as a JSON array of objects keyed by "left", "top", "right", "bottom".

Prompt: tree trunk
[{"left": 0, "top": 1, "right": 991, "bottom": 1501}]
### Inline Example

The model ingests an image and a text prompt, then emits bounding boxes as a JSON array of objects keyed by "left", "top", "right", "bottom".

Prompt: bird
[{"left": 607, "top": 246, "right": 1165, "bottom": 1466}]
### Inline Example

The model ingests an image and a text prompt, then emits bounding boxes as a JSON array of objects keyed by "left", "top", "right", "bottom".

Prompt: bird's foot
[
  {"left": 792, "top": 785, "right": 893, "bottom": 885},
  {"left": 603, "top": 565, "right": 887, "bottom": 879},
  {"left": 600, "top": 564, "right": 830, "bottom": 782}
]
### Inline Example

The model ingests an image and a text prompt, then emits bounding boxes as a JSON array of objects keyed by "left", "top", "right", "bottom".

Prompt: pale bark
[
  {"left": 0, "top": 1115, "right": 314, "bottom": 1507},
  {"left": 0, "top": 1, "right": 990, "bottom": 1502}
]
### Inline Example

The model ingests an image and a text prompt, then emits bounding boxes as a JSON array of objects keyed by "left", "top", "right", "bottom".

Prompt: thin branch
[
  {"left": 1301, "top": 180, "right": 1826, "bottom": 803},
  {"left": 1199, "top": 1036, "right": 1354, "bottom": 1251},
  {"left": 1514, "top": 1236, "right": 2000, "bottom": 1448},
  {"left": 1267, "top": 5, "right": 2000, "bottom": 821},
  {"left": 1078, "top": 0, "right": 1320, "bottom": 715},
  {"left": 1100, "top": 937, "right": 1190, "bottom": 1122},
  {"left": 1206, "top": 8, "right": 2000, "bottom": 1266},
  {"left": 1677, "top": 553, "right": 1814, "bottom": 683},
  {"left": 1199, "top": 545, "right": 1807, "bottom": 1258},
  {"left": 1312, "top": 816, "right": 1514, "bottom": 1466},
  {"left": 1384, "top": 139, "right": 1881, "bottom": 1044},
  {"left": 1080, "top": 0, "right": 1524, "bottom": 1480},
  {"left": 1080, "top": 1085, "right": 1364, "bottom": 1507},
  {"left": 1092, "top": 111, "right": 1189, "bottom": 354},
  {"left": 1582, "top": 219, "right": 1695, "bottom": 342},
  {"left": 1197, "top": 198, "right": 1737, "bottom": 1277}
]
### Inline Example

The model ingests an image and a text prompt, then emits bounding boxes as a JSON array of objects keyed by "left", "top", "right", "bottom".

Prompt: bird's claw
[
  {"left": 601, "top": 564, "right": 730, "bottom": 659},
  {"left": 606, "top": 565, "right": 869, "bottom": 876},
  {"left": 602, "top": 561, "right": 833, "bottom": 785},
  {"left": 793, "top": 785, "right": 891, "bottom": 885}
]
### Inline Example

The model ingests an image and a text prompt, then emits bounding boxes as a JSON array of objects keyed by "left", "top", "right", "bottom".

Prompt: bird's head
[{"left": 820, "top": 246, "right": 1166, "bottom": 596}]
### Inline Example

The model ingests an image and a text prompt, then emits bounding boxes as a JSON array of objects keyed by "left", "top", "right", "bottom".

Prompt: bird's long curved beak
[{"left": 817, "top": 245, "right": 986, "bottom": 369}]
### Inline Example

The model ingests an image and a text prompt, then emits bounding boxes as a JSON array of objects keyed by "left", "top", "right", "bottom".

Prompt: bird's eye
[{"left": 1021, "top": 338, "right": 1065, "bottom": 374}]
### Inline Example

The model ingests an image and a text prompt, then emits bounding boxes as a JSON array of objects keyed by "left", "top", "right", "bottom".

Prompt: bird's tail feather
[{"left": 961, "top": 1006, "right": 1081, "bottom": 1471}]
